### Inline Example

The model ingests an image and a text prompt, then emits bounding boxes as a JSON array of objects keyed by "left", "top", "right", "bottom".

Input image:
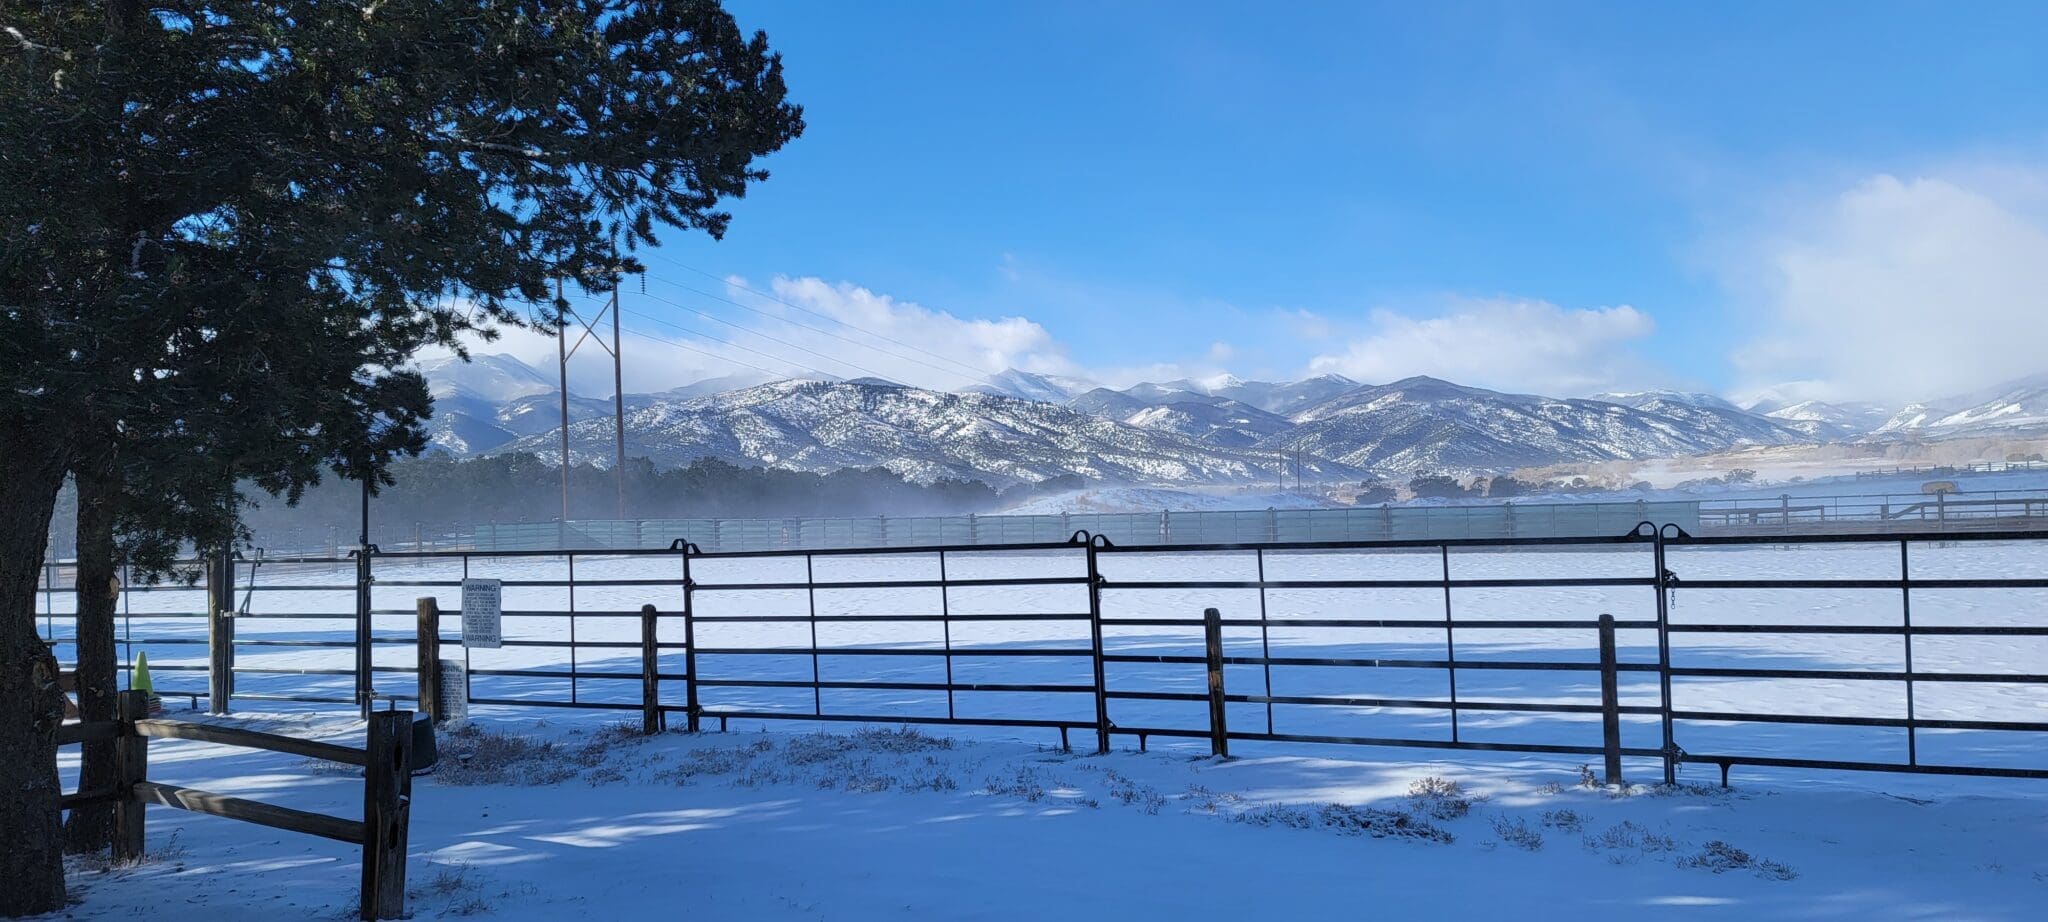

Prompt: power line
[
  {"left": 616, "top": 309, "right": 857, "bottom": 382},
  {"left": 659, "top": 264, "right": 995, "bottom": 380},
  {"left": 648, "top": 274, "right": 986, "bottom": 383},
  {"left": 615, "top": 326, "right": 791, "bottom": 380},
  {"left": 627, "top": 290, "right": 907, "bottom": 383}
]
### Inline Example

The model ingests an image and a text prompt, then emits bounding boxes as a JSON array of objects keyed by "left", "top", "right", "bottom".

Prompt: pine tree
[{"left": 0, "top": 2, "right": 802, "bottom": 912}]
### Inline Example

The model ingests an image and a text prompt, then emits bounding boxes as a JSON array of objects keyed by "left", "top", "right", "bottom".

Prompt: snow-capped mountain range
[
  {"left": 1865, "top": 373, "right": 2048, "bottom": 439},
  {"left": 496, "top": 378, "right": 1366, "bottom": 487},
  {"left": 415, "top": 354, "right": 2048, "bottom": 486}
]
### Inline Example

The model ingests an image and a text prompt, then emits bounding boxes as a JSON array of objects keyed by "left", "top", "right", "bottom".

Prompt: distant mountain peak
[
  {"left": 964, "top": 368, "right": 1097, "bottom": 402},
  {"left": 1594, "top": 390, "right": 1744, "bottom": 414},
  {"left": 419, "top": 351, "right": 556, "bottom": 403}
]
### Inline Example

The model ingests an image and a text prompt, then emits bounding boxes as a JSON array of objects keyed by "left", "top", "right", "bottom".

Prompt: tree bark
[
  {"left": 64, "top": 439, "right": 119, "bottom": 854},
  {"left": 0, "top": 420, "right": 73, "bottom": 916}
]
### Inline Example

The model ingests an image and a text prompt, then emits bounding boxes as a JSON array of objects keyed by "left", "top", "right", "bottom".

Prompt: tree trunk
[
  {"left": 64, "top": 439, "right": 119, "bottom": 854},
  {"left": 0, "top": 421, "right": 73, "bottom": 916}
]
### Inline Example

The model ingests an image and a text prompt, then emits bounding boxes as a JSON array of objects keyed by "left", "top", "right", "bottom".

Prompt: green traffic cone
[
  {"left": 130, "top": 650, "right": 153, "bottom": 695},
  {"left": 131, "top": 651, "right": 164, "bottom": 713}
]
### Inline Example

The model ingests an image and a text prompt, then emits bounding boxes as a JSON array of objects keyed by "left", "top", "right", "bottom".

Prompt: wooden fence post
[
  {"left": 112, "top": 689, "right": 149, "bottom": 863},
  {"left": 416, "top": 598, "right": 442, "bottom": 724},
  {"left": 1597, "top": 613, "right": 1622, "bottom": 786},
  {"left": 360, "top": 709, "right": 413, "bottom": 921},
  {"left": 1203, "top": 607, "right": 1229, "bottom": 759},
  {"left": 640, "top": 604, "right": 665, "bottom": 735},
  {"left": 207, "top": 547, "right": 235, "bottom": 714}
]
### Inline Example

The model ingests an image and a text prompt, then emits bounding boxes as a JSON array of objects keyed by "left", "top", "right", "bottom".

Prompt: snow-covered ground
[
  {"left": 45, "top": 710, "right": 2048, "bottom": 921},
  {"left": 36, "top": 537, "right": 2048, "bottom": 919}
]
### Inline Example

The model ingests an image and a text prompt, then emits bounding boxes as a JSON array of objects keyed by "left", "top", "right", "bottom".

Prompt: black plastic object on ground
[{"left": 409, "top": 714, "right": 437, "bottom": 776}]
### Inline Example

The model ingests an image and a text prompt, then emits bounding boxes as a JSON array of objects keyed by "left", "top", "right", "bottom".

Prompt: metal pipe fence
[
  {"left": 36, "top": 525, "right": 2048, "bottom": 783},
  {"left": 209, "top": 489, "right": 2048, "bottom": 560}
]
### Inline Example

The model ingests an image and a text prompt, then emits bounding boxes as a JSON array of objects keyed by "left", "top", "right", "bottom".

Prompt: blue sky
[{"left": 516, "top": 1, "right": 2048, "bottom": 404}]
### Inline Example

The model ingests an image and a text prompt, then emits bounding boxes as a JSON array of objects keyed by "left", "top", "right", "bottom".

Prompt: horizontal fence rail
[
  {"left": 38, "top": 525, "right": 2048, "bottom": 784},
  {"left": 54, "top": 691, "right": 413, "bottom": 920}
]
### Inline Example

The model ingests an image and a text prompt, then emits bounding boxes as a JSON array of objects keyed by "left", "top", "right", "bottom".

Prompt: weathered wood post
[
  {"left": 353, "top": 547, "right": 375, "bottom": 719},
  {"left": 1204, "top": 607, "right": 1229, "bottom": 759},
  {"left": 415, "top": 598, "right": 441, "bottom": 724},
  {"left": 361, "top": 708, "right": 413, "bottom": 920},
  {"left": 207, "top": 547, "right": 235, "bottom": 714},
  {"left": 112, "top": 689, "right": 149, "bottom": 863},
  {"left": 1597, "top": 613, "right": 1622, "bottom": 786},
  {"left": 640, "top": 604, "right": 665, "bottom": 735}
]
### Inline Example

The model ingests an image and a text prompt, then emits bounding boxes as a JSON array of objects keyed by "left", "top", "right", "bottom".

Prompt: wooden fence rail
[{"left": 55, "top": 689, "right": 412, "bottom": 920}]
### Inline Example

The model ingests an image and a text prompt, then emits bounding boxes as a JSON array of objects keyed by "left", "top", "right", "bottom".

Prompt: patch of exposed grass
[
  {"left": 782, "top": 733, "right": 860, "bottom": 765},
  {"left": 655, "top": 737, "right": 775, "bottom": 785},
  {"left": 1098, "top": 767, "right": 1166, "bottom": 815},
  {"left": 73, "top": 832, "right": 187, "bottom": 874},
  {"left": 1231, "top": 803, "right": 1318, "bottom": 830},
  {"left": 1180, "top": 784, "right": 1245, "bottom": 814},
  {"left": 1232, "top": 802, "right": 1453, "bottom": 843},
  {"left": 1581, "top": 820, "right": 1679, "bottom": 865},
  {"left": 409, "top": 864, "right": 492, "bottom": 916},
  {"left": 1681, "top": 840, "right": 1797, "bottom": 880},
  {"left": 852, "top": 725, "right": 954, "bottom": 753},
  {"left": 903, "top": 765, "right": 960, "bottom": 792},
  {"left": 1320, "top": 804, "right": 1454, "bottom": 842},
  {"left": 985, "top": 766, "right": 1049, "bottom": 802},
  {"left": 432, "top": 724, "right": 622, "bottom": 786},
  {"left": 1491, "top": 816, "right": 1544, "bottom": 851},
  {"left": 1406, "top": 776, "right": 1479, "bottom": 820}
]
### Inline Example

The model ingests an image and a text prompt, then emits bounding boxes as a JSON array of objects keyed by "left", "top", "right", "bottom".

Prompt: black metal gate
[{"left": 38, "top": 524, "right": 2048, "bottom": 782}]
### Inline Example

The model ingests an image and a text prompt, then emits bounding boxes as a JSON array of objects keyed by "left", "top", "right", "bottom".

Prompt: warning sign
[{"left": 461, "top": 578, "right": 502, "bottom": 649}]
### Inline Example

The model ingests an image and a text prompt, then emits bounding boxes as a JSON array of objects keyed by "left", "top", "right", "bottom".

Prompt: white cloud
[
  {"left": 1729, "top": 169, "right": 2048, "bottom": 404},
  {"left": 422, "top": 276, "right": 1100, "bottom": 396},
  {"left": 1279, "top": 308, "right": 1337, "bottom": 341},
  {"left": 1304, "top": 298, "right": 1658, "bottom": 395},
  {"left": 421, "top": 303, "right": 755, "bottom": 397},
  {"left": 419, "top": 274, "right": 1259, "bottom": 398},
  {"left": 755, "top": 276, "right": 1080, "bottom": 386}
]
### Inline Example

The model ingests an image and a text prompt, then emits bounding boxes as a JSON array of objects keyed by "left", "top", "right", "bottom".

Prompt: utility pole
[
  {"left": 611, "top": 285, "right": 627, "bottom": 520},
  {"left": 555, "top": 268, "right": 633, "bottom": 531},
  {"left": 355, "top": 474, "right": 373, "bottom": 716},
  {"left": 556, "top": 275, "right": 572, "bottom": 530}
]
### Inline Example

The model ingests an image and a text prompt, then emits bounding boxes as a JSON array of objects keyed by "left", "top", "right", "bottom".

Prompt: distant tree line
[
  {"left": 1349, "top": 472, "right": 1665, "bottom": 503},
  {"left": 46, "top": 456, "right": 1087, "bottom": 553}
]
